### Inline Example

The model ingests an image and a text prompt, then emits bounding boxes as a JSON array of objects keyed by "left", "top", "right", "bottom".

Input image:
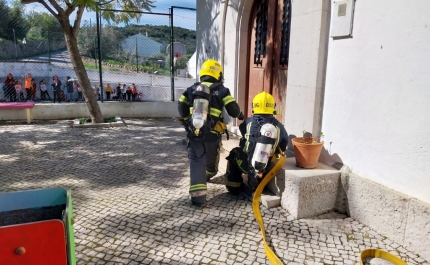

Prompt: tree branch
[
  {"left": 72, "top": 4, "right": 85, "bottom": 37},
  {"left": 64, "top": 4, "right": 76, "bottom": 17},
  {"left": 46, "top": 0, "right": 66, "bottom": 17},
  {"left": 37, "top": 0, "right": 58, "bottom": 17}
]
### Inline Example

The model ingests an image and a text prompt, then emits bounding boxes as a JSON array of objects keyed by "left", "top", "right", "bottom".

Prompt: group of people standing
[
  {"left": 2, "top": 73, "right": 38, "bottom": 102},
  {"left": 51, "top": 75, "right": 83, "bottom": 103},
  {"left": 2, "top": 73, "right": 145, "bottom": 103},
  {"left": 91, "top": 83, "right": 142, "bottom": 102},
  {"left": 52, "top": 75, "right": 84, "bottom": 103},
  {"left": 1, "top": 73, "right": 83, "bottom": 103}
]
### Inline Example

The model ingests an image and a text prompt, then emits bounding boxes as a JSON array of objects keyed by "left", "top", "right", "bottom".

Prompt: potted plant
[{"left": 292, "top": 131, "right": 325, "bottom": 169}]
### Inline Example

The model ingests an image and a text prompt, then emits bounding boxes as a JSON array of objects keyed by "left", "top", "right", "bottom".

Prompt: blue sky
[
  {"left": 19, "top": 0, "right": 196, "bottom": 30},
  {"left": 146, "top": 0, "right": 196, "bottom": 30},
  {"left": 154, "top": 0, "right": 196, "bottom": 9}
]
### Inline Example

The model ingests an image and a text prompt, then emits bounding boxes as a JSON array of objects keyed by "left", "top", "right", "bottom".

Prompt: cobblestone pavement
[{"left": 0, "top": 118, "right": 428, "bottom": 265}]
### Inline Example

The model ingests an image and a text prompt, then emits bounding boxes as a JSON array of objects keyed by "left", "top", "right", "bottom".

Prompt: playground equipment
[{"left": 0, "top": 187, "right": 76, "bottom": 265}]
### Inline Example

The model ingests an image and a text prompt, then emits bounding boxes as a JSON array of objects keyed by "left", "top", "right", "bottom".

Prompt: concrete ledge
[
  {"left": 280, "top": 157, "right": 340, "bottom": 219},
  {"left": 71, "top": 117, "right": 126, "bottom": 128},
  {"left": 0, "top": 101, "right": 179, "bottom": 122}
]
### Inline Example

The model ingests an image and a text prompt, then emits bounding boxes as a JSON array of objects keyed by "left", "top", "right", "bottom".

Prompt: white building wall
[
  {"left": 200, "top": 0, "right": 430, "bottom": 259},
  {"left": 284, "top": 1, "right": 330, "bottom": 140},
  {"left": 197, "top": 0, "right": 243, "bottom": 126},
  {"left": 197, "top": 0, "right": 430, "bottom": 204},
  {"left": 322, "top": 0, "right": 430, "bottom": 203},
  {"left": 222, "top": 0, "right": 239, "bottom": 97},
  {"left": 196, "top": 1, "right": 222, "bottom": 72}
]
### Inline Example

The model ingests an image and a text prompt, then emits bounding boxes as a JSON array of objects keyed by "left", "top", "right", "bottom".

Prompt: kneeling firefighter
[
  {"left": 178, "top": 59, "right": 244, "bottom": 206},
  {"left": 225, "top": 91, "right": 288, "bottom": 194}
]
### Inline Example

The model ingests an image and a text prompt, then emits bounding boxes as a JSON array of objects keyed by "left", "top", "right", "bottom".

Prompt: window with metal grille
[
  {"left": 280, "top": 0, "right": 291, "bottom": 67},
  {"left": 254, "top": 0, "right": 268, "bottom": 66}
]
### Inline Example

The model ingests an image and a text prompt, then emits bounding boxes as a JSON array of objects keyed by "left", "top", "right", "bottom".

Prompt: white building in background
[
  {"left": 121, "top": 33, "right": 163, "bottom": 57},
  {"left": 196, "top": 0, "right": 430, "bottom": 261},
  {"left": 186, "top": 51, "right": 197, "bottom": 79}
]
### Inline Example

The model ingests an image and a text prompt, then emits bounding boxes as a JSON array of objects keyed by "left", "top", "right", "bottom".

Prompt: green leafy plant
[
  {"left": 79, "top": 116, "right": 116, "bottom": 124},
  {"left": 104, "top": 116, "right": 116, "bottom": 123},
  {"left": 299, "top": 130, "right": 324, "bottom": 144},
  {"left": 79, "top": 118, "right": 87, "bottom": 124}
]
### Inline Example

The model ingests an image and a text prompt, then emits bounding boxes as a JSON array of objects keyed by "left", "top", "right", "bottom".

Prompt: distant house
[{"left": 121, "top": 33, "right": 163, "bottom": 57}]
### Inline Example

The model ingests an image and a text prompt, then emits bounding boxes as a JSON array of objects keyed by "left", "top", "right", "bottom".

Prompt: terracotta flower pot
[{"left": 292, "top": 137, "right": 324, "bottom": 169}]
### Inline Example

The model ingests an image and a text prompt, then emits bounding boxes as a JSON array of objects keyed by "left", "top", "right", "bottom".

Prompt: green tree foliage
[
  {"left": 101, "top": 26, "right": 122, "bottom": 58},
  {"left": 26, "top": 11, "right": 62, "bottom": 41},
  {"left": 77, "top": 21, "right": 97, "bottom": 59},
  {"left": 0, "top": 0, "right": 12, "bottom": 40},
  {"left": 20, "top": 0, "right": 154, "bottom": 123},
  {"left": 78, "top": 23, "right": 122, "bottom": 60},
  {"left": 175, "top": 55, "right": 190, "bottom": 70},
  {"left": 0, "top": 0, "right": 30, "bottom": 41}
]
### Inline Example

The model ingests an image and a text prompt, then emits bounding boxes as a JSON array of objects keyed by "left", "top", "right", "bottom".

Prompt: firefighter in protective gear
[
  {"left": 178, "top": 59, "right": 244, "bottom": 206},
  {"left": 225, "top": 91, "right": 288, "bottom": 194}
]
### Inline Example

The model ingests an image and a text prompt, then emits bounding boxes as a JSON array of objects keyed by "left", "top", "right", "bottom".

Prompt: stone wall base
[
  {"left": 267, "top": 158, "right": 430, "bottom": 261},
  {"left": 338, "top": 172, "right": 430, "bottom": 261}
]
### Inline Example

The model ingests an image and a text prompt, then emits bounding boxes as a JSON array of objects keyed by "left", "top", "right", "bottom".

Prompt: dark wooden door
[{"left": 246, "top": 0, "right": 291, "bottom": 121}]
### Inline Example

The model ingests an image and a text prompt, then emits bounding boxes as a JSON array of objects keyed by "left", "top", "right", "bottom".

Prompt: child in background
[
  {"left": 40, "top": 79, "right": 51, "bottom": 101},
  {"left": 131, "top": 83, "right": 137, "bottom": 101},
  {"left": 116, "top": 83, "right": 122, "bottom": 101},
  {"left": 121, "top": 84, "right": 127, "bottom": 101},
  {"left": 24, "top": 73, "right": 32, "bottom": 101},
  {"left": 15, "top": 81, "right": 23, "bottom": 102},
  {"left": 77, "top": 83, "right": 83, "bottom": 101},
  {"left": 30, "top": 78, "right": 37, "bottom": 101},
  {"left": 73, "top": 81, "right": 78, "bottom": 102}
]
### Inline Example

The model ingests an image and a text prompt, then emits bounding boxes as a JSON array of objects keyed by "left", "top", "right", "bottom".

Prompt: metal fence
[{"left": 0, "top": 4, "right": 196, "bottom": 103}]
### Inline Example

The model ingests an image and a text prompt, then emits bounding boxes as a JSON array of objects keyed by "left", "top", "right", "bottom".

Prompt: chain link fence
[{"left": 0, "top": 3, "right": 196, "bottom": 103}]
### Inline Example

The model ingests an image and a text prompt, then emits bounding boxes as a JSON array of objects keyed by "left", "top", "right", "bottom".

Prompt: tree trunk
[{"left": 64, "top": 32, "right": 104, "bottom": 123}]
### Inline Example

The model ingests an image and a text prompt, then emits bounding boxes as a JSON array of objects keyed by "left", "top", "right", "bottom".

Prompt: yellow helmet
[
  {"left": 252, "top": 91, "right": 276, "bottom": 115},
  {"left": 199, "top": 59, "right": 223, "bottom": 81}
]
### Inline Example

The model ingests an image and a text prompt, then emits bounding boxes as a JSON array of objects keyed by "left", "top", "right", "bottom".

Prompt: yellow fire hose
[
  {"left": 251, "top": 149, "right": 408, "bottom": 265},
  {"left": 359, "top": 249, "right": 408, "bottom": 265},
  {"left": 252, "top": 151, "right": 286, "bottom": 265}
]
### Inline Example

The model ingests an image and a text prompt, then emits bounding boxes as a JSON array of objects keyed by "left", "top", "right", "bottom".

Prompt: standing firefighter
[
  {"left": 225, "top": 91, "right": 288, "bottom": 194},
  {"left": 178, "top": 59, "right": 244, "bottom": 207}
]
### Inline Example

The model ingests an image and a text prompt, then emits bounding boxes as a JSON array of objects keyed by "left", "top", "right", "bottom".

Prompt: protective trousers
[
  {"left": 225, "top": 147, "right": 248, "bottom": 194},
  {"left": 187, "top": 137, "right": 221, "bottom": 205}
]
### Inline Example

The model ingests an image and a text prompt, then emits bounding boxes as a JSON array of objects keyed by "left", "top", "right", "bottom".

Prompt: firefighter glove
[
  {"left": 237, "top": 111, "right": 245, "bottom": 120},
  {"left": 179, "top": 118, "right": 190, "bottom": 133}
]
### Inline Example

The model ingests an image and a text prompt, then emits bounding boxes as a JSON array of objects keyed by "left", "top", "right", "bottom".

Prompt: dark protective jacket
[
  {"left": 178, "top": 79, "right": 241, "bottom": 142},
  {"left": 240, "top": 114, "right": 288, "bottom": 157},
  {"left": 224, "top": 114, "right": 288, "bottom": 191}
]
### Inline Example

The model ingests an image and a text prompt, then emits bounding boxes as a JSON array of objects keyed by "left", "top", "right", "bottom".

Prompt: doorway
[{"left": 246, "top": 0, "right": 291, "bottom": 121}]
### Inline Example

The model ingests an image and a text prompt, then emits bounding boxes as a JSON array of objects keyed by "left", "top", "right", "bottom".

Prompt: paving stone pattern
[{"left": 0, "top": 118, "right": 428, "bottom": 265}]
